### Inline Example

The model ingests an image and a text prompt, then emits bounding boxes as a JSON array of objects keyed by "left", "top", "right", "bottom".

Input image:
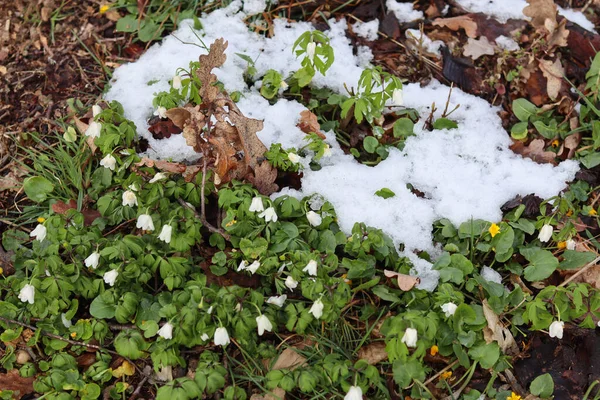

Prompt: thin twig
[
  {"left": 128, "top": 375, "right": 149, "bottom": 400},
  {"left": 559, "top": 255, "right": 600, "bottom": 287},
  {"left": 177, "top": 160, "right": 230, "bottom": 240}
]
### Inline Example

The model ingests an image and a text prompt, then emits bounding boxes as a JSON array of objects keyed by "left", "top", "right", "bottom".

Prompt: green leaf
[
  {"left": 581, "top": 152, "right": 600, "bottom": 169},
  {"left": 520, "top": 247, "right": 559, "bottom": 281},
  {"left": 89, "top": 295, "right": 116, "bottom": 319},
  {"left": 114, "top": 330, "right": 146, "bottom": 360},
  {"left": 23, "top": 176, "right": 54, "bottom": 203},
  {"left": 468, "top": 343, "right": 500, "bottom": 369},
  {"left": 63, "top": 126, "right": 77, "bottom": 142},
  {"left": 137, "top": 20, "right": 160, "bottom": 42},
  {"left": 115, "top": 15, "right": 138, "bottom": 33},
  {"left": 392, "top": 359, "right": 425, "bottom": 388},
  {"left": 375, "top": 188, "right": 395, "bottom": 199},
  {"left": 533, "top": 119, "right": 558, "bottom": 139},
  {"left": 559, "top": 250, "right": 596, "bottom": 270},
  {"left": 492, "top": 226, "right": 514, "bottom": 255},
  {"left": 510, "top": 121, "right": 529, "bottom": 140},
  {"left": 512, "top": 98, "right": 538, "bottom": 122},
  {"left": 392, "top": 118, "right": 414, "bottom": 138},
  {"left": 363, "top": 136, "right": 379, "bottom": 153},
  {"left": 239, "top": 237, "right": 268, "bottom": 259},
  {"left": 530, "top": 373, "right": 554, "bottom": 398},
  {"left": 432, "top": 118, "right": 458, "bottom": 130}
]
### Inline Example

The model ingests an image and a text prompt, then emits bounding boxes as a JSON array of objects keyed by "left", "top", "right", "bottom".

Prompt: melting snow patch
[
  {"left": 352, "top": 19, "right": 379, "bottom": 41},
  {"left": 455, "top": 0, "right": 596, "bottom": 32},
  {"left": 386, "top": 0, "right": 424, "bottom": 23},
  {"left": 105, "top": 3, "right": 579, "bottom": 289}
]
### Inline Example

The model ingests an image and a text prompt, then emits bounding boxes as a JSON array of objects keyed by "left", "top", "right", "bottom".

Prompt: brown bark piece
[{"left": 0, "top": 369, "right": 35, "bottom": 397}]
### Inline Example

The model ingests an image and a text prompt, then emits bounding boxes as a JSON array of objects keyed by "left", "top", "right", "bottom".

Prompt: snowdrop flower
[
  {"left": 309, "top": 298, "right": 324, "bottom": 319},
  {"left": 392, "top": 88, "right": 403, "bottom": 106},
  {"left": 287, "top": 152, "right": 301, "bottom": 164},
  {"left": 306, "top": 211, "right": 322, "bottom": 227},
  {"left": 122, "top": 190, "right": 138, "bottom": 207},
  {"left": 538, "top": 224, "right": 553, "bottom": 243},
  {"left": 259, "top": 207, "right": 278, "bottom": 222},
  {"left": 401, "top": 327, "right": 418, "bottom": 348},
  {"left": 172, "top": 75, "right": 182, "bottom": 90},
  {"left": 92, "top": 104, "right": 102, "bottom": 117},
  {"left": 280, "top": 81, "right": 289, "bottom": 90},
  {"left": 128, "top": 183, "right": 139, "bottom": 192},
  {"left": 85, "top": 121, "right": 102, "bottom": 138},
  {"left": 323, "top": 144, "right": 332, "bottom": 157},
  {"left": 154, "top": 106, "right": 167, "bottom": 119},
  {"left": 247, "top": 260, "right": 261, "bottom": 274},
  {"left": 207, "top": 306, "right": 213, "bottom": 314},
  {"left": 256, "top": 314, "right": 273, "bottom": 336},
  {"left": 235, "top": 303, "right": 242, "bottom": 312},
  {"left": 158, "top": 225, "right": 172, "bottom": 244},
  {"left": 61, "top": 313, "right": 72, "bottom": 328},
  {"left": 84, "top": 252, "right": 100, "bottom": 269},
  {"left": 30, "top": 224, "right": 47, "bottom": 242},
  {"left": 237, "top": 260, "right": 248, "bottom": 272},
  {"left": 344, "top": 386, "right": 363, "bottom": 400},
  {"left": 18, "top": 284, "right": 35, "bottom": 304},
  {"left": 441, "top": 302, "right": 458, "bottom": 317},
  {"left": 249, "top": 197, "right": 265, "bottom": 212},
  {"left": 214, "top": 327, "right": 230, "bottom": 346},
  {"left": 103, "top": 269, "right": 118, "bottom": 287},
  {"left": 136, "top": 214, "right": 154, "bottom": 231},
  {"left": 158, "top": 322, "right": 173, "bottom": 339},
  {"left": 566, "top": 239, "right": 576, "bottom": 250},
  {"left": 99, "top": 154, "right": 116, "bottom": 170},
  {"left": 306, "top": 41, "right": 316, "bottom": 61},
  {"left": 285, "top": 276, "right": 298, "bottom": 290},
  {"left": 266, "top": 294, "right": 287, "bottom": 307},
  {"left": 303, "top": 260, "right": 318, "bottom": 276},
  {"left": 149, "top": 172, "right": 167, "bottom": 183},
  {"left": 201, "top": 333, "right": 209, "bottom": 341},
  {"left": 548, "top": 320, "right": 564, "bottom": 339}
]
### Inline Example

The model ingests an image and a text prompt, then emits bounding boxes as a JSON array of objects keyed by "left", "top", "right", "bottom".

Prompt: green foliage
[{"left": 292, "top": 31, "right": 335, "bottom": 87}]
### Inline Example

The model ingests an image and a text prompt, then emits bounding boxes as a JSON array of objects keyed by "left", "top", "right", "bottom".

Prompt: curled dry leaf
[
  {"left": 297, "top": 110, "right": 326, "bottom": 139},
  {"left": 538, "top": 58, "right": 565, "bottom": 100},
  {"left": 165, "top": 107, "right": 191, "bottom": 130},
  {"left": 384, "top": 269, "right": 420, "bottom": 291},
  {"left": 271, "top": 348, "right": 308, "bottom": 371},
  {"left": 135, "top": 157, "right": 187, "bottom": 174},
  {"left": 357, "top": 341, "right": 388, "bottom": 365},
  {"left": 432, "top": 16, "right": 478, "bottom": 38},
  {"left": 510, "top": 139, "right": 557, "bottom": 165},
  {"left": 482, "top": 299, "right": 519, "bottom": 355},
  {"left": 523, "top": 0, "right": 557, "bottom": 30}
]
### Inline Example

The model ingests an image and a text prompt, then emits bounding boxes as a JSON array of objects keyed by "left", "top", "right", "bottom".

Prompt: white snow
[
  {"left": 495, "top": 35, "right": 519, "bottom": 52},
  {"left": 386, "top": 0, "right": 424, "bottom": 23},
  {"left": 405, "top": 29, "right": 443, "bottom": 56},
  {"left": 455, "top": 0, "right": 596, "bottom": 32},
  {"left": 481, "top": 266, "right": 503, "bottom": 285},
  {"left": 352, "top": 19, "right": 379, "bottom": 41},
  {"left": 105, "top": 1, "right": 579, "bottom": 290}
]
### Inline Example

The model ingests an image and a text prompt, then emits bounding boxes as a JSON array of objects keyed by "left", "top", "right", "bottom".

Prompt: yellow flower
[
  {"left": 488, "top": 223, "right": 501, "bottom": 238},
  {"left": 566, "top": 210, "right": 573, "bottom": 217},
  {"left": 99, "top": 4, "right": 111, "bottom": 14},
  {"left": 557, "top": 241, "right": 567, "bottom": 250},
  {"left": 430, "top": 345, "right": 439, "bottom": 356},
  {"left": 225, "top": 220, "right": 237, "bottom": 227},
  {"left": 37, "top": 217, "right": 46, "bottom": 223},
  {"left": 440, "top": 371, "right": 452, "bottom": 380},
  {"left": 0, "top": 267, "right": 3, "bottom": 275},
  {"left": 589, "top": 208, "right": 598, "bottom": 216},
  {"left": 507, "top": 392, "right": 521, "bottom": 400},
  {"left": 551, "top": 139, "right": 560, "bottom": 148},
  {"left": 70, "top": 332, "right": 77, "bottom": 338}
]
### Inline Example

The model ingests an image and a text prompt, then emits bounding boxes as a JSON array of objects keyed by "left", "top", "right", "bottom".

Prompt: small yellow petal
[
  {"left": 99, "top": 4, "right": 110, "bottom": 14},
  {"left": 589, "top": 208, "right": 597, "bottom": 216},
  {"left": 430, "top": 345, "right": 439, "bottom": 356},
  {"left": 488, "top": 223, "right": 501, "bottom": 238},
  {"left": 37, "top": 217, "right": 46, "bottom": 223},
  {"left": 440, "top": 371, "right": 452, "bottom": 380},
  {"left": 557, "top": 241, "right": 567, "bottom": 250},
  {"left": 551, "top": 139, "right": 560, "bottom": 148}
]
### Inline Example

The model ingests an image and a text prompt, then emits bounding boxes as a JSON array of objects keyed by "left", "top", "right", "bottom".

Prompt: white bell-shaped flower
[
  {"left": 266, "top": 295, "right": 287, "bottom": 307},
  {"left": 84, "top": 252, "right": 100, "bottom": 269},
  {"left": 100, "top": 154, "right": 116, "bottom": 170},
  {"left": 136, "top": 214, "right": 154, "bottom": 231},
  {"left": 309, "top": 298, "right": 324, "bottom": 319},
  {"left": 158, "top": 225, "right": 172, "bottom": 243},
  {"left": 306, "top": 211, "right": 322, "bottom": 227},
  {"left": 18, "top": 284, "right": 35, "bottom": 304},
  {"left": 122, "top": 190, "right": 138, "bottom": 207},
  {"left": 256, "top": 314, "right": 273, "bottom": 336},
  {"left": 30, "top": 224, "right": 47, "bottom": 242},
  {"left": 214, "top": 327, "right": 230, "bottom": 346},
  {"left": 158, "top": 322, "right": 173, "bottom": 339},
  {"left": 401, "top": 327, "right": 418, "bottom": 348}
]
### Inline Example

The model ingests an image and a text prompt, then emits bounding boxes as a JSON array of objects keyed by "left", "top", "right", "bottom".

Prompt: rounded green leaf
[
  {"left": 363, "top": 136, "right": 379, "bottom": 153},
  {"left": 23, "top": 176, "right": 54, "bottom": 203},
  {"left": 530, "top": 373, "right": 554, "bottom": 398}
]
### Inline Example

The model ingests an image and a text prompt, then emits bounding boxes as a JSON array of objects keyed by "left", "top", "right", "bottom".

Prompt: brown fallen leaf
[
  {"left": 432, "top": 16, "right": 478, "bottom": 38},
  {"left": 148, "top": 116, "right": 182, "bottom": 139},
  {"left": 250, "top": 388, "right": 286, "bottom": 400},
  {"left": 357, "top": 341, "right": 388, "bottom": 365},
  {"left": 482, "top": 299, "right": 519, "bottom": 355},
  {"left": 271, "top": 348, "right": 308, "bottom": 371},
  {"left": 563, "top": 132, "right": 581, "bottom": 159},
  {"left": 0, "top": 369, "right": 35, "bottom": 397},
  {"left": 166, "top": 107, "right": 192, "bottom": 130},
  {"left": 510, "top": 139, "right": 557, "bottom": 165},
  {"left": 538, "top": 58, "right": 565, "bottom": 100},
  {"left": 297, "top": 110, "right": 325, "bottom": 139},
  {"left": 384, "top": 270, "right": 420, "bottom": 291},
  {"left": 51, "top": 199, "right": 102, "bottom": 226},
  {"left": 135, "top": 157, "right": 187, "bottom": 174},
  {"left": 523, "top": 0, "right": 557, "bottom": 30},
  {"left": 463, "top": 36, "right": 495, "bottom": 60}
]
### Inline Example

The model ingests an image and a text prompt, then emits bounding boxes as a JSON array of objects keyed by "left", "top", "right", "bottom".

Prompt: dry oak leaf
[
  {"left": 135, "top": 157, "right": 187, "bottom": 174},
  {"left": 547, "top": 19, "right": 569, "bottom": 48},
  {"left": 432, "top": 16, "right": 478, "bottom": 38},
  {"left": 482, "top": 299, "right": 519, "bottom": 355},
  {"left": 357, "top": 341, "right": 388, "bottom": 365},
  {"left": 510, "top": 139, "right": 557, "bottom": 165},
  {"left": 297, "top": 110, "right": 326, "bottom": 139},
  {"left": 384, "top": 270, "right": 420, "bottom": 291},
  {"left": 166, "top": 107, "right": 192, "bottom": 130},
  {"left": 538, "top": 58, "right": 565, "bottom": 100},
  {"left": 271, "top": 348, "right": 308, "bottom": 371},
  {"left": 523, "top": 0, "right": 557, "bottom": 30},
  {"left": 463, "top": 36, "right": 495, "bottom": 60},
  {"left": 0, "top": 369, "right": 35, "bottom": 397},
  {"left": 198, "top": 38, "right": 228, "bottom": 102}
]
